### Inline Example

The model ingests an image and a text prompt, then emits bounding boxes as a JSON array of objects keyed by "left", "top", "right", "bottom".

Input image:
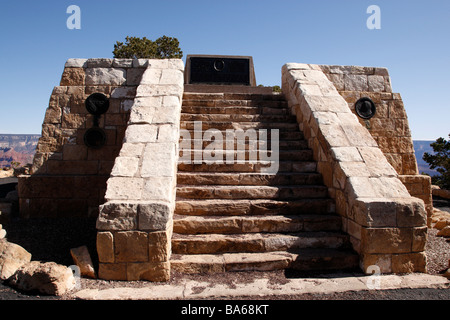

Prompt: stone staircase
[{"left": 170, "top": 90, "right": 359, "bottom": 274}]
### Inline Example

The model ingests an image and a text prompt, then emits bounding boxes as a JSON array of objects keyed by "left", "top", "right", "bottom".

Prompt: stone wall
[
  {"left": 282, "top": 63, "right": 427, "bottom": 273},
  {"left": 18, "top": 58, "right": 147, "bottom": 218},
  {"left": 95, "top": 60, "right": 184, "bottom": 281},
  {"left": 319, "top": 65, "right": 433, "bottom": 226}
]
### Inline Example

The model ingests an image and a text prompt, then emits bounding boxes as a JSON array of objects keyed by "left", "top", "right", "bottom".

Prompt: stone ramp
[{"left": 171, "top": 91, "right": 359, "bottom": 273}]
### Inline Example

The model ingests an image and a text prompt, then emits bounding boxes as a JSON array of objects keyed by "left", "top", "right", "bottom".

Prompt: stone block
[
  {"left": 60, "top": 68, "right": 85, "bottom": 86},
  {"left": 65, "top": 59, "right": 88, "bottom": 68},
  {"left": 112, "top": 59, "right": 133, "bottom": 68},
  {"left": 368, "top": 75, "right": 386, "bottom": 92},
  {"left": 126, "top": 68, "right": 145, "bottom": 85},
  {"left": 361, "top": 253, "right": 392, "bottom": 274},
  {"left": 110, "top": 157, "right": 140, "bottom": 177},
  {"left": 87, "top": 58, "right": 114, "bottom": 68},
  {"left": 138, "top": 202, "right": 172, "bottom": 231},
  {"left": 126, "top": 261, "right": 170, "bottom": 281},
  {"left": 391, "top": 252, "right": 427, "bottom": 273},
  {"left": 140, "top": 143, "right": 177, "bottom": 177},
  {"left": 344, "top": 74, "right": 368, "bottom": 91},
  {"left": 114, "top": 231, "right": 148, "bottom": 262},
  {"left": 331, "top": 147, "right": 363, "bottom": 162},
  {"left": 98, "top": 263, "right": 127, "bottom": 280},
  {"left": 352, "top": 198, "right": 397, "bottom": 227},
  {"left": 361, "top": 227, "right": 413, "bottom": 254},
  {"left": 142, "top": 177, "right": 175, "bottom": 202},
  {"left": 97, "top": 201, "right": 138, "bottom": 230},
  {"left": 96, "top": 232, "right": 114, "bottom": 263},
  {"left": 70, "top": 245, "right": 96, "bottom": 279},
  {"left": 124, "top": 124, "right": 158, "bottom": 143},
  {"left": 396, "top": 198, "right": 427, "bottom": 228},
  {"left": 148, "top": 230, "right": 171, "bottom": 262},
  {"left": 85, "top": 68, "right": 126, "bottom": 86},
  {"left": 0, "top": 240, "right": 32, "bottom": 280}
]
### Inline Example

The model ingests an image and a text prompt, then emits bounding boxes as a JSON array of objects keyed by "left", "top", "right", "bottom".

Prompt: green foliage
[
  {"left": 423, "top": 134, "right": 450, "bottom": 189},
  {"left": 113, "top": 36, "right": 183, "bottom": 59}
]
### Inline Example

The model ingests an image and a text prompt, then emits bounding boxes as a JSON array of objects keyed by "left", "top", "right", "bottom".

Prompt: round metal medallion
[
  {"left": 84, "top": 127, "right": 107, "bottom": 149},
  {"left": 85, "top": 93, "right": 109, "bottom": 116},
  {"left": 213, "top": 59, "right": 225, "bottom": 72},
  {"left": 355, "top": 97, "right": 376, "bottom": 120}
]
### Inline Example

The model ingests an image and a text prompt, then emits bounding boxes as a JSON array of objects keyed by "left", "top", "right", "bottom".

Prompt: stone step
[
  {"left": 171, "top": 232, "right": 350, "bottom": 254},
  {"left": 182, "top": 99, "right": 288, "bottom": 108},
  {"left": 181, "top": 106, "right": 290, "bottom": 115},
  {"left": 180, "top": 121, "right": 299, "bottom": 131},
  {"left": 178, "top": 149, "right": 314, "bottom": 162},
  {"left": 175, "top": 199, "right": 335, "bottom": 216},
  {"left": 177, "top": 161, "right": 317, "bottom": 173},
  {"left": 180, "top": 113, "right": 297, "bottom": 123},
  {"left": 176, "top": 172, "right": 323, "bottom": 186},
  {"left": 170, "top": 249, "right": 359, "bottom": 273},
  {"left": 182, "top": 92, "right": 287, "bottom": 102},
  {"left": 179, "top": 139, "right": 309, "bottom": 150},
  {"left": 172, "top": 214, "right": 342, "bottom": 234},
  {"left": 180, "top": 131, "right": 305, "bottom": 141},
  {"left": 176, "top": 185, "right": 329, "bottom": 200}
]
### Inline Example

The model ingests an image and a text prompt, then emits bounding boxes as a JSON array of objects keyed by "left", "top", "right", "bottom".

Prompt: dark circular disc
[
  {"left": 84, "top": 127, "right": 107, "bottom": 149},
  {"left": 213, "top": 59, "right": 225, "bottom": 72},
  {"left": 355, "top": 97, "right": 376, "bottom": 120},
  {"left": 85, "top": 93, "right": 109, "bottom": 116}
]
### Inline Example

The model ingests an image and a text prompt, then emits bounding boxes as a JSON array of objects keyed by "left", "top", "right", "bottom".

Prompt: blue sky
[{"left": 0, "top": 0, "right": 448, "bottom": 140}]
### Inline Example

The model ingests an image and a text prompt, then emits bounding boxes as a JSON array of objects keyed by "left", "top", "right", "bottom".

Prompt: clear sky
[{"left": 0, "top": 0, "right": 448, "bottom": 140}]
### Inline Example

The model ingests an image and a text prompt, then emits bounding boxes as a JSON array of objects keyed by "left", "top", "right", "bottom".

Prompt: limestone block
[
  {"left": 98, "top": 263, "right": 127, "bottom": 280},
  {"left": 85, "top": 68, "right": 126, "bottom": 85},
  {"left": 138, "top": 202, "right": 172, "bottom": 231},
  {"left": 60, "top": 67, "right": 85, "bottom": 86},
  {"left": 140, "top": 143, "right": 177, "bottom": 177},
  {"left": 114, "top": 231, "right": 148, "bottom": 262},
  {"left": 124, "top": 124, "right": 158, "bottom": 143},
  {"left": 112, "top": 58, "right": 133, "bottom": 68},
  {"left": 136, "top": 84, "right": 183, "bottom": 97},
  {"left": 9, "top": 261, "right": 75, "bottom": 296},
  {"left": 126, "top": 261, "right": 170, "bottom": 281},
  {"left": 344, "top": 74, "right": 368, "bottom": 91},
  {"left": 96, "top": 232, "right": 114, "bottom": 263},
  {"left": 70, "top": 245, "right": 96, "bottom": 279},
  {"left": 362, "top": 253, "right": 392, "bottom": 274},
  {"left": 358, "top": 146, "right": 398, "bottom": 177},
  {"left": 352, "top": 198, "right": 397, "bottom": 227},
  {"left": 65, "top": 58, "right": 88, "bottom": 68},
  {"left": 96, "top": 201, "right": 138, "bottom": 230},
  {"left": 118, "top": 143, "right": 145, "bottom": 158},
  {"left": 142, "top": 177, "right": 175, "bottom": 202},
  {"left": 368, "top": 75, "right": 386, "bottom": 92},
  {"left": 159, "top": 68, "right": 184, "bottom": 86},
  {"left": 331, "top": 147, "right": 363, "bottom": 162},
  {"left": 168, "top": 59, "right": 184, "bottom": 71},
  {"left": 396, "top": 198, "right": 427, "bottom": 228},
  {"left": 110, "top": 157, "right": 140, "bottom": 177},
  {"left": 0, "top": 240, "right": 32, "bottom": 280},
  {"left": 126, "top": 68, "right": 145, "bottom": 85},
  {"left": 391, "top": 252, "right": 427, "bottom": 273},
  {"left": 361, "top": 227, "right": 413, "bottom": 254},
  {"left": 148, "top": 230, "right": 171, "bottom": 262},
  {"left": 87, "top": 58, "right": 114, "bottom": 68},
  {"left": 140, "top": 68, "right": 162, "bottom": 85},
  {"left": 412, "top": 227, "right": 427, "bottom": 251},
  {"left": 111, "top": 86, "right": 137, "bottom": 99}
]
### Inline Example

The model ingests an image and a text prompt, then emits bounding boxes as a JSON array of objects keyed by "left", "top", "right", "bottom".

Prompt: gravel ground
[{"left": 1, "top": 198, "right": 449, "bottom": 301}]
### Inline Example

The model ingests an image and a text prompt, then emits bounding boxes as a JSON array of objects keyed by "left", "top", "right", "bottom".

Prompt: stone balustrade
[{"left": 282, "top": 63, "right": 427, "bottom": 273}]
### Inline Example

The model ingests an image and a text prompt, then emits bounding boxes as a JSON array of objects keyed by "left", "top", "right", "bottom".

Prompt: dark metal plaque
[
  {"left": 84, "top": 127, "right": 106, "bottom": 149},
  {"left": 188, "top": 56, "right": 251, "bottom": 85},
  {"left": 355, "top": 97, "right": 376, "bottom": 120},
  {"left": 85, "top": 93, "right": 109, "bottom": 116}
]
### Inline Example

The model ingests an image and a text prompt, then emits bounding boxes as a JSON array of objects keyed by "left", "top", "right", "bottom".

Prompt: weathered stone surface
[
  {"left": 437, "top": 226, "right": 450, "bottom": 237},
  {"left": 361, "top": 227, "right": 412, "bottom": 254},
  {"left": 96, "top": 202, "right": 138, "bottom": 230},
  {"left": 127, "top": 261, "right": 170, "bottom": 281},
  {"left": 0, "top": 240, "right": 32, "bottom": 280},
  {"left": 110, "top": 157, "right": 140, "bottom": 177},
  {"left": 60, "top": 68, "right": 85, "bottom": 86},
  {"left": 138, "top": 202, "right": 171, "bottom": 231},
  {"left": 70, "top": 245, "right": 96, "bottom": 279},
  {"left": 96, "top": 232, "right": 114, "bottom": 263},
  {"left": 148, "top": 231, "right": 171, "bottom": 262},
  {"left": 65, "top": 58, "right": 88, "bottom": 68},
  {"left": 9, "top": 261, "right": 75, "bottom": 296},
  {"left": 85, "top": 68, "right": 126, "bottom": 85},
  {"left": 114, "top": 231, "right": 148, "bottom": 262}
]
